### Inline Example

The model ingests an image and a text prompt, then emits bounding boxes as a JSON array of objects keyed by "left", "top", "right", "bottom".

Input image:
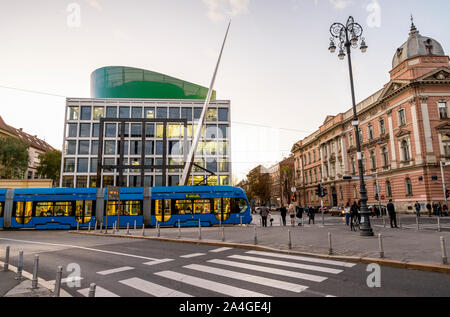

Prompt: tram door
[
  {"left": 155, "top": 199, "right": 171, "bottom": 223},
  {"left": 14, "top": 201, "right": 33, "bottom": 227},
  {"left": 75, "top": 201, "right": 93, "bottom": 224},
  {"left": 214, "top": 198, "right": 231, "bottom": 222}
]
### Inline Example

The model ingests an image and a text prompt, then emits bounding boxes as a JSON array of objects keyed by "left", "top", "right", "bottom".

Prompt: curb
[{"left": 69, "top": 231, "right": 450, "bottom": 274}]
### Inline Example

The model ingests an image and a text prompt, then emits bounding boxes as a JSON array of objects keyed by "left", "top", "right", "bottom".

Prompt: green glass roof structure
[{"left": 91, "top": 66, "right": 216, "bottom": 100}]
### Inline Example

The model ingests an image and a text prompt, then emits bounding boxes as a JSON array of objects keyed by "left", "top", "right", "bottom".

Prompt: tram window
[
  {"left": 85, "top": 201, "right": 93, "bottom": 217},
  {"left": 230, "top": 198, "right": 248, "bottom": 213},
  {"left": 36, "top": 202, "right": 54, "bottom": 217},
  {"left": 193, "top": 199, "right": 211, "bottom": 214},
  {"left": 123, "top": 201, "right": 142, "bottom": 216},
  {"left": 223, "top": 198, "right": 231, "bottom": 213},
  {"left": 0, "top": 202, "right": 3, "bottom": 217},
  {"left": 174, "top": 200, "right": 193, "bottom": 215},
  {"left": 14, "top": 202, "right": 32, "bottom": 219},
  {"left": 213, "top": 199, "right": 222, "bottom": 213},
  {"left": 238, "top": 199, "right": 248, "bottom": 213},
  {"left": 106, "top": 201, "right": 119, "bottom": 216},
  {"left": 54, "top": 202, "right": 73, "bottom": 217}
]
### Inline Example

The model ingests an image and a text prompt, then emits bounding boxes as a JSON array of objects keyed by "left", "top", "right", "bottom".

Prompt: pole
[
  {"left": 438, "top": 217, "right": 441, "bottom": 232},
  {"left": 178, "top": 220, "right": 181, "bottom": 239},
  {"left": 32, "top": 255, "right": 39, "bottom": 289},
  {"left": 288, "top": 230, "right": 292, "bottom": 250},
  {"left": 88, "top": 283, "right": 97, "bottom": 297},
  {"left": 440, "top": 162, "right": 448, "bottom": 208},
  {"left": 17, "top": 250, "right": 23, "bottom": 279},
  {"left": 328, "top": 232, "right": 333, "bottom": 255},
  {"left": 157, "top": 224, "right": 160, "bottom": 238},
  {"left": 127, "top": 223, "right": 130, "bottom": 235},
  {"left": 345, "top": 29, "right": 373, "bottom": 237},
  {"left": 254, "top": 227, "right": 258, "bottom": 245},
  {"left": 222, "top": 226, "right": 225, "bottom": 242},
  {"left": 54, "top": 266, "right": 63, "bottom": 297},
  {"left": 440, "top": 237, "right": 448, "bottom": 265},
  {"left": 142, "top": 224, "right": 145, "bottom": 236},
  {"left": 198, "top": 219, "right": 202, "bottom": 240},
  {"left": 376, "top": 173, "right": 382, "bottom": 217},
  {"left": 3, "top": 246, "right": 9, "bottom": 271},
  {"left": 321, "top": 198, "right": 324, "bottom": 225},
  {"left": 378, "top": 233, "right": 384, "bottom": 258}
]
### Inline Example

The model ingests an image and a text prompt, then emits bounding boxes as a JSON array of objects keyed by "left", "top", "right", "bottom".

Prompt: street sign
[
  {"left": 107, "top": 187, "right": 121, "bottom": 200},
  {"left": 291, "top": 187, "right": 296, "bottom": 193}
]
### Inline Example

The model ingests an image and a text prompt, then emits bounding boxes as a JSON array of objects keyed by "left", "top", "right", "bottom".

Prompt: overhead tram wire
[{"left": 0, "top": 84, "right": 313, "bottom": 134}]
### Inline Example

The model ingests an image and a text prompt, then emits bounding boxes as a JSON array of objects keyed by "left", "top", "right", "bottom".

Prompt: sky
[{"left": 0, "top": 0, "right": 449, "bottom": 183}]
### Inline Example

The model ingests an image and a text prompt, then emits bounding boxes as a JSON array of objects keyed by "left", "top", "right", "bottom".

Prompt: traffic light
[
  {"left": 375, "top": 193, "right": 379, "bottom": 201},
  {"left": 446, "top": 189, "right": 450, "bottom": 199},
  {"left": 316, "top": 184, "right": 322, "bottom": 197},
  {"left": 322, "top": 188, "right": 328, "bottom": 198}
]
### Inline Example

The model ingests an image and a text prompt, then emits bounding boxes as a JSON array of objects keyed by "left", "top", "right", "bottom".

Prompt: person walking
[
  {"left": 438, "top": 203, "right": 443, "bottom": 217},
  {"left": 296, "top": 204, "right": 304, "bottom": 226},
  {"left": 350, "top": 201, "right": 359, "bottom": 231},
  {"left": 433, "top": 203, "right": 438, "bottom": 216},
  {"left": 387, "top": 199, "right": 398, "bottom": 228},
  {"left": 288, "top": 204, "right": 296, "bottom": 227},
  {"left": 443, "top": 204, "right": 449, "bottom": 217},
  {"left": 426, "top": 202, "right": 432, "bottom": 217},
  {"left": 307, "top": 207, "right": 315, "bottom": 225},
  {"left": 345, "top": 202, "right": 351, "bottom": 226},
  {"left": 280, "top": 204, "right": 287, "bottom": 226},
  {"left": 414, "top": 201, "right": 421, "bottom": 218},
  {"left": 260, "top": 205, "right": 269, "bottom": 227}
]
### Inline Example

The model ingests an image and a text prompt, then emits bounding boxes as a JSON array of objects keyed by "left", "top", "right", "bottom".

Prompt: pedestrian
[
  {"left": 280, "top": 204, "right": 287, "bottom": 226},
  {"left": 307, "top": 207, "right": 315, "bottom": 225},
  {"left": 260, "top": 204, "right": 269, "bottom": 227},
  {"left": 438, "top": 203, "right": 443, "bottom": 217},
  {"left": 387, "top": 199, "right": 398, "bottom": 228},
  {"left": 414, "top": 201, "right": 421, "bottom": 218},
  {"left": 433, "top": 203, "right": 438, "bottom": 216},
  {"left": 426, "top": 202, "right": 432, "bottom": 217},
  {"left": 268, "top": 212, "right": 274, "bottom": 227},
  {"left": 288, "top": 204, "right": 296, "bottom": 227},
  {"left": 350, "top": 201, "right": 359, "bottom": 230},
  {"left": 296, "top": 205, "right": 304, "bottom": 226},
  {"left": 345, "top": 202, "right": 351, "bottom": 226},
  {"left": 443, "top": 204, "right": 449, "bottom": 217},
  {"left": 375, "top": 205, "right": 380, "bottom": 218}
]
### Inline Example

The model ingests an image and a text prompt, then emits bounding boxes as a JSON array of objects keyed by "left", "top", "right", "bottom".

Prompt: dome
[{"left": 392, "top": 21, "right": 445, "bottom": 69}]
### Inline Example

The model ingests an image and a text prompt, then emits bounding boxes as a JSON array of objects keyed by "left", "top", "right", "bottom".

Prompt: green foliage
[
  {"left": 247, "top": 173, "right": 271, "bottom": 205},
  {"left": 0, "top": 136, "right": 29, "bottom": 179},
  {"left": 37, "top": 150, "right": 61, "bottom": 186}
]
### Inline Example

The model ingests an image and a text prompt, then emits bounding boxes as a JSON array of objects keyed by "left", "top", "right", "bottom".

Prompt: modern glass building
[{"left": 60, "top": 66, "right": 231, "bottom": 188}]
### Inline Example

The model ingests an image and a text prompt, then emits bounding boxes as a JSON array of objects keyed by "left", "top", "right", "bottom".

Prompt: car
[{"left": 330, "top": 207, "right": 344, "bottom": 217}]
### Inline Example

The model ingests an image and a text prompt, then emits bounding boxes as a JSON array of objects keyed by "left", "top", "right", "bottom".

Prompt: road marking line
[
  {"left": 246, "top": 251, "right": 356, "bottom": 268},
  {"left": 208, "top": 259, "right": 327, "bottom": 283},
  {"left": 228, "top": 255, "right": 343, "bottom": 274},
  {"left": 0, "top": 238, "right": 160, "bottom": 261},
  {"left": 185, "top": 264, "right": 308, "bottom": 293},
  {"left": 209, "top": 247, "right": 233, "bottom": 253},
  {"left": 155, "top": 271, "right": 270, "bottom": 297},
  {"left": 180, "top": 253, "right": 206, "bottom": 258},
  {"left": 119, "top": 277, "right": 192, "bottom": 297},
  {"left": 78, "top": 286, "right": 120, "bottom": 297},
  {"left": 143, "top": 259, "right": 174, "bottom": 266},
  {"left": 97, "top": 266, "right": 135, "bottom": 276}
]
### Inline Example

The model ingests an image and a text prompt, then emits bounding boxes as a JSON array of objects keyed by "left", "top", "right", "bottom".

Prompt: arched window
[
  {"left": 382, "top": 147, "right": 389, "bottom": 167},
  {"left": 405, "top": 178, "right": 413, "bottom": 196},
  {"left": 401, "top": 140, "right": 410, "bottom": 161},
  {"left": 386, "top": 181, "right": 392, "bottom": 197},
  {"left": 370, "top": 150, "right": 377, "bottom": 169}
]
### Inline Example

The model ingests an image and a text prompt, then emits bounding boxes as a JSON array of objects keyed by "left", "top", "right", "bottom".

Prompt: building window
[
  {"left": 218, "top": 108, "right": 228, "bottom": 122},
  {"left": 438, "top": 102, "right": 448, "bottom": 119},
  {"left": 353, "top": 185, "right": 358, "bottom": 199},
  {"left": 370, "top": 150, "right": 376, "bottom": 170},
  {"left": 386, "top": 181, "right": 392, "bottom": 197},
  {"left": 398, "top": 109, "right": 406, "bottom": 126},
  {"left": 308, "top": 153, "right": 311, "bottom": 164},
  {"left": 351, "top": 156, "right": 356, "bottom": 174},
  {"left": 106, "top": 106, "right": 117, "bottom": 118},
  {"left": 361, "top": 153, "right": 366, "bottom": 172},
  {"left": 314, "top": 169, "right": 318, "bottom": 183},
  {"left": 93, "top": 107, "right": 104, "bottom": 120},
  {"left": 80, "top": 106, "right": 92, "bottom": 121},
  {"left": 442, "top": 134, "right": 450, "bottom": 157},
  {"left": 405, "top": 178, "right": 413, "bottom": 196},
  {"left": 68, "top": 107, "right": 79, "bottom": 121},
  {"left": 381, "top": 147, "right": 389, "bottom": 167},
  {"left": 349, "top": 133, "right": 354, "bottom": 147},
  {"left": 119, "top": 107, "right": 130, "bottom": 118},
  {"left": 401, "top": 140, "right": 410, "bottom": 162},
  {"left": 145, "top": 107, "right": 155, "bottom": 119},
  {"left": 368, "top": 124, "right": 374, "bottom": 139},
  {"left": 379, "top": 118, "right": 386, "bottom": 135},
  {"left": 359, "top": 129, "right": 363, "bottom": 143}
]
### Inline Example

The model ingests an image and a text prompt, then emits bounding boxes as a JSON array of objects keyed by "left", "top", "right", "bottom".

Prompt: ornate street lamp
[{"left": 329, "top": 16, "right": 374, "bottom": 237}]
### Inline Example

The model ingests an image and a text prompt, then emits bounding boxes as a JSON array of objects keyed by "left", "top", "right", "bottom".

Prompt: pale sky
[{"left": 0, "top": 0, "right": 449, "bottom": 182}]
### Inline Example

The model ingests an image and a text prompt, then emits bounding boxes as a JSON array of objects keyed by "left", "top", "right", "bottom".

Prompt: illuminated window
[
  {"left": 175, "top": 200, "right": 193, "bottom": 214},
  {"left": 68, "top": 107, "right": 79, "bottom": 120},
  {"left": 144, "top": 107, "right": 155, "bottom": 118},
  {"left": 206, "top": 108, "right": 217, "bottom": 121},
  {"left": 168, "top": 124, "right": 182, "bottom": 138},
  {"left": 193, "top": 199, "right": 211, "bottom": 214},
  {"left": 93, "top": 107, "right": 104, "bottom": 120}
]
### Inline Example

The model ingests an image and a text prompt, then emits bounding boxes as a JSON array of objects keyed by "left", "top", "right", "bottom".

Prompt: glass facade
[{"left": 61, "top": 98, "right": 231, "bottom": 188}]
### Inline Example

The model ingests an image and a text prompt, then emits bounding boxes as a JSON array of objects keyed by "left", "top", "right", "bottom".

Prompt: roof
[{"left": 0, "top": 116, "right": 54, "bottom": 152}]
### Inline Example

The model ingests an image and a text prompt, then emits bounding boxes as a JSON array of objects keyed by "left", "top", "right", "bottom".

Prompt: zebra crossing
[{"left": 73, "top": 247, "right": 357, "bottom": 297}]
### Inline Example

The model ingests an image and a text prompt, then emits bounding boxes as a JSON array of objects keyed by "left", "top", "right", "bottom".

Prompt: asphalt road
[{"left": 0, "top": 231, "right": 449, "bottom": 298}]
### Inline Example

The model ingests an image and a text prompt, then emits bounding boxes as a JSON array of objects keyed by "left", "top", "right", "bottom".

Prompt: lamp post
[{"left": 329, "top": 16, "right": 373, "bottom": 237}]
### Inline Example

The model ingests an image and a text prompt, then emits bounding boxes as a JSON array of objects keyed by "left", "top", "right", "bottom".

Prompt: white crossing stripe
[
  {"left": 246, "top": 251, "right": 356, "bottom": 268},
  {"left": 228, "top": 255, "right": 343, "bottom": 274},
  {"left": 97, "top": 266, "right": 135, "bottom": 276},
  {"left": 180, "top": 253, "right": 206, "bottom": 258},
  {"left": 209, "top": 247, "right": 233, "bottom": 253},
  {"left": 208, "top": 259, "right": 327, "bottom": 282},
  {"left": 78, "top": 286, "right": 120, "bottom": 297},
  {"left": 119, "top": 277, "right": 192, "bottom": 297},
  {"left": 143, "top": 259, "right": 174, "bottom": 266},
  {"left": 155, "top": 271, "right": 270, "bottom": 297},
  {"left": 185, "top": 264, "right": 308, "bottom": 293}
]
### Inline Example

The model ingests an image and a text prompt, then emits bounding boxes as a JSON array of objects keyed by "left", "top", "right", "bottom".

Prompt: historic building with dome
[{"left": 292, "top": 21, "right": 450, "bottom": 212}]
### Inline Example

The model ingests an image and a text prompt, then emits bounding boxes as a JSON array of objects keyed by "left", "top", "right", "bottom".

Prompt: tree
[
  {"left": 280, "top": 165, "right": 294, "bottom": 204},
  {"left": 247, "top": 172, "right": 271, "bottom": 206},
  {"left": 0, "top": 136, "right": 29, "bottom": 179},
  {"left": 37, "top": 150, "right": 62, "bottom": 186}
]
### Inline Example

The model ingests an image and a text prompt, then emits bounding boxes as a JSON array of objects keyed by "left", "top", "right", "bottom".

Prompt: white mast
[{"left": 180, "top": 21, "right": 231, "bottom": 186}]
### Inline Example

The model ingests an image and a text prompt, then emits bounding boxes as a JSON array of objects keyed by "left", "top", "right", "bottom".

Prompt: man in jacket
[
  {"left": 280, "top": 204, "right": 287, "bottom": 226},
  {"left": 414, "top": 201, "right": 421, "bottom": 218},
  {"left": 260, "top": 205, "right": 269, "bottom": 227},
  {"left": 387, "top": 199, "right": 398, "bottom": 228}
]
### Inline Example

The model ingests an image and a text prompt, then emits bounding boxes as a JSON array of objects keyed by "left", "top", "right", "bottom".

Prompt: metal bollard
[
  {"left": 441, "top": 237, "right": 448, "bottom": 265},
  {"left": 383, "top": 218, "right": 386, "bottom": 228},
  {"left": 240, "top": 216, "right": 243, "bottom": 226},
  {"left": 254, "top": 227, "right": 258, "bottom": 245},
  {"left": 416, "top": 217, "right": 419, "bottom": 231},
  {"left": 134, "top": 220, "right": 137, "bottom": 231},
  {"left": 399, "top": 217, "right": 402, "bottom": 230},
  {"left": 198, "top": 219, "right": 202, "bottom": 240},
  {"left": 142, "top": 224, "right": 145, "bottom": 237},
  {"left": 54, "top": 266, "right": 63, "bottom": 297},
  {"left": 157, "top": 224, "right": 161, "bottom": 238},
  {"left": 328, "top": 233, "right": 333, "bottom": 255},
  {"left": 222, "top": 226, "right": 225, "bottom": 242},
  {"left": 288, "top": 230, "right": 292, "bottom": 250},
  {"left": 378, "top": 233, "right": 384, "bottom": 258},
  {"left": 437, "top": 217, "right": 441, "bottom": 232},
  {"left": 127, "top": 223, "right": 130, "bottom": 235},
  {"left": 88, "top": 222, "right": 91, "bottom": 232},
  {"left": 178, "top": 220, "right": 181, "bottom": 239},
  {"left": 112, "top": 223, "right": 116, "bottom": 234},
  {"left": 88, "top": 283, "right": 97, "bottom": 297},
  {"left": 116, "top": 221, "right": 119, "bottom": 233},
  {"left": 17, "top": 250, "right": 23, "bottom": 279},
  {"left": 3, "top": 246, "right": 10, "bottom": 271},
  {"left": 32, "top": 255, "right": 39, "bottom": 289},
  {"left": 77, "top": 222, "right": 79, "bottom": 231}
]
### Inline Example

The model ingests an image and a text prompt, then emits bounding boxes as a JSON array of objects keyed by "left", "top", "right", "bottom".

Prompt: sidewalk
[{"left": 70, "top": 214, "right": 450, "bottom": 273}]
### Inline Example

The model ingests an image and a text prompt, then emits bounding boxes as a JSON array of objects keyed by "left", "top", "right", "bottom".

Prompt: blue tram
[{"left": 0, "top": 186, "right": 251, "bottom": 230}]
